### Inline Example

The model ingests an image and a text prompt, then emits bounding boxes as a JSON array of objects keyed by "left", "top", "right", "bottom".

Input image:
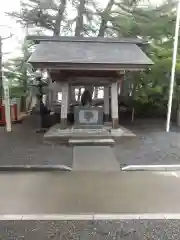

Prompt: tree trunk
[
  {"left": 98, "top": 0, "right": 114, "bottom": 37},
  {"left": 75, "top": 0, "right": 85, "bottom": 37},
  {"left": 54, "top": 0, "right": 67, "bottom": 35},
  {"left": 26, "top": 90, "right": 32, "bottom": 112},
  {"left": 21, "top": 25, "right": 29, "bottom": 113}
]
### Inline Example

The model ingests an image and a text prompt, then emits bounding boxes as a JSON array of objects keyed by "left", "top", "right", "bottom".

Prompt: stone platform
[
  {"left": 43, "top": 124, "right": 135, "bottom": 171},
  {"left": 44, "top": 124, "right": 136, "bottom": 145}
]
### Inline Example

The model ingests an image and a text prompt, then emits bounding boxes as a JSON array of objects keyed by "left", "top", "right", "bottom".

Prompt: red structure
[
  {"left": 0, "top": 103, "right": 18, "bottom": 125},
  {"left": 0, "top": 104, "right": 5, "bottom": 125}
]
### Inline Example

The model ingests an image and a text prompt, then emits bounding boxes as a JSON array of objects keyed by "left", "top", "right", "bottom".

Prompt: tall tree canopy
[
  {"left": 7, "top": 0, "right": 142, "bottom": 37},
  {"left": 6, "top": 0, "right": 180, "bottom": 118}
]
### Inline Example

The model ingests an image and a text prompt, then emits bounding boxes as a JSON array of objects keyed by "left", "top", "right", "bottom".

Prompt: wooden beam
[
  {"left": 67, "top": 76, "right": 116, "bottom": 83},
  {"left": 49, "top": 69, "right": 121, "bottom": 78}
]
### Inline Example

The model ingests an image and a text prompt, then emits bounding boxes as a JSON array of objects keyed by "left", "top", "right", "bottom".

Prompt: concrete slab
[
  {"left": 73, "top": 146, "right": 120, "bottom": 171},
  {"left": 0, "top": 171, "right": 179, "bottom": 215},
  {"left": 69, "top": 138, "right": 115, "bottom": 146},
  {"left": 44, "top": 125, "right": 112, "bottom": 145},
  {"left": 45, "top": 125, "right": 111, "bottom": 138}
]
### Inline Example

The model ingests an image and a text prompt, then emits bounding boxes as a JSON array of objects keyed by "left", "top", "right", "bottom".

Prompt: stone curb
[
  {"left": 121, "top": 165, "right": 180, "bottom": 171},
  {"left": 0, "top": 165, "right": 72, "bottom": 171},
  {"left": 1, "top": 213, "right": 180, "bottom": 220}
]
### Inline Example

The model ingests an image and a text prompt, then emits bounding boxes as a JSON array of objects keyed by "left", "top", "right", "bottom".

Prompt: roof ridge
[{"left": 26, "top": 35, "right": 147, "bottom": 45}]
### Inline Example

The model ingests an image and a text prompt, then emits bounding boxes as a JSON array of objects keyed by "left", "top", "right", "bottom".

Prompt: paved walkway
[
  {"left": 73, "top": 146, "right": 120, "bottom": 171},
  {"left": 0, "top": 171, "right": 180, "bottom": 215}
]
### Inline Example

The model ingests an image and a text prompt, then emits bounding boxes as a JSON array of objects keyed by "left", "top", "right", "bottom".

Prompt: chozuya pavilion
[{"left": 27, "top": 36, "right": 153, "bottom": 141}]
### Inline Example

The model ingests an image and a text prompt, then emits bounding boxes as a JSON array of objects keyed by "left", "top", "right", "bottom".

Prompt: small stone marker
[{"left": 74, "top": 106, "right": 103, "bottom": 129}]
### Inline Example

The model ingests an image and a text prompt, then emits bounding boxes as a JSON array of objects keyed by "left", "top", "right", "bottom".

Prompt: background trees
[{"left": 5, "top": 0, "right": 180, "bottom": 119}]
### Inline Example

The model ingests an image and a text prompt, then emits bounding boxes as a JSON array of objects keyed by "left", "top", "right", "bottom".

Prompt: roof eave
[
  {"left": 26, "top": 35, "right": 148, "bottom": 45},
  {"left": 28, "top": 62, "right": 153, "bottom": 71}
]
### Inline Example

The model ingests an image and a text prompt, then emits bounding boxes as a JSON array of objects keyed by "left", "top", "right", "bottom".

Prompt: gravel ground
[
  {"left": 0, "top": 115, "right": 72, "bottom": 167},
  {"left": 0, "top": 220, "right": 180, "bottom": 239},
  {"left": 0, "top": 116, "right": 180, "bottom": 166},
  {"left": 115, "top": 119, "right": 180, "bottom": 166}
]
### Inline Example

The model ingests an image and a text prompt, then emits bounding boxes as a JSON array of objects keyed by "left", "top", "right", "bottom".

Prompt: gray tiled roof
[{"left": 28, "top": 41, "right": 153, "bottom": 66}]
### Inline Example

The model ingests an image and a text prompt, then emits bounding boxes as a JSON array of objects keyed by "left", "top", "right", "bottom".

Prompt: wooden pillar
[
  {"left": 71, "top": 86, "right": 76, "bottom": 102},
  {"left": 52, "top": 91, "right": 57, "bottom": 103},
  {"left": 51, "top": 82, "right": 59, "bottom": 103},
  {"left": 61, "top": 83, "right": 69, "bottom": 129},
  {"left": 68, "top": 85, "right": 72, "bottom": 113},
  {"left": 111, "top": 82, "right": 119, "bottom": 129},
  {"left": 104, "top": 86, "right": 110, "bottom": 122},
  {"left": 46, "top": 90, "right": 52, "bottom": 110}
]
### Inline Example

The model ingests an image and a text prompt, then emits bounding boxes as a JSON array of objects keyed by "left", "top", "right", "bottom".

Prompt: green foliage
[
  {"left": 114, "top": 0, "right": 180, "bottom": 118},
  {"left": 3, "top": 39, "right": 35, "bottom": 89},
  {"left": 6, "top": 0, "right": 180, "bottom": 118},
  {"left": 9, "top": 86, "right": 26, "bottom": 98}
]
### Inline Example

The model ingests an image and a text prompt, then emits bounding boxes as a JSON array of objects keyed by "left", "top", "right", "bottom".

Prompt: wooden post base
[
  {"left": 104, "top": 114, "right": 110, "bottom": 122},
  {"left": 60, "top": 118, "right": 67, "bottom": 129},
  {"left": 112, "top": 118, "right": 119, "bottom": 129}
]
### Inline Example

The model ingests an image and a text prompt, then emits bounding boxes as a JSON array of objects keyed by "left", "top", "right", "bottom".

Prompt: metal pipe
[{"left": 166, "top": 0, "right": 180, "bottom": 132}]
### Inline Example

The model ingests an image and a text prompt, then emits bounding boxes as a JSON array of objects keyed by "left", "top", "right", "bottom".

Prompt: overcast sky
[{"left": 0, "top": 0, "right": 164, "bottom": 59}]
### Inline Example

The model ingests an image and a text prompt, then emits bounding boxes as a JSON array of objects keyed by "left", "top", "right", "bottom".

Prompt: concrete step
[{"left": 69, "top": 138, "right": 115, "bottom": 146}]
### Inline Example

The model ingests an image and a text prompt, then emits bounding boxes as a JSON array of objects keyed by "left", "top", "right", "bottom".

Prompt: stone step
[{"left": 69, "top": 138, "right": 115, "bottom": 146}]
